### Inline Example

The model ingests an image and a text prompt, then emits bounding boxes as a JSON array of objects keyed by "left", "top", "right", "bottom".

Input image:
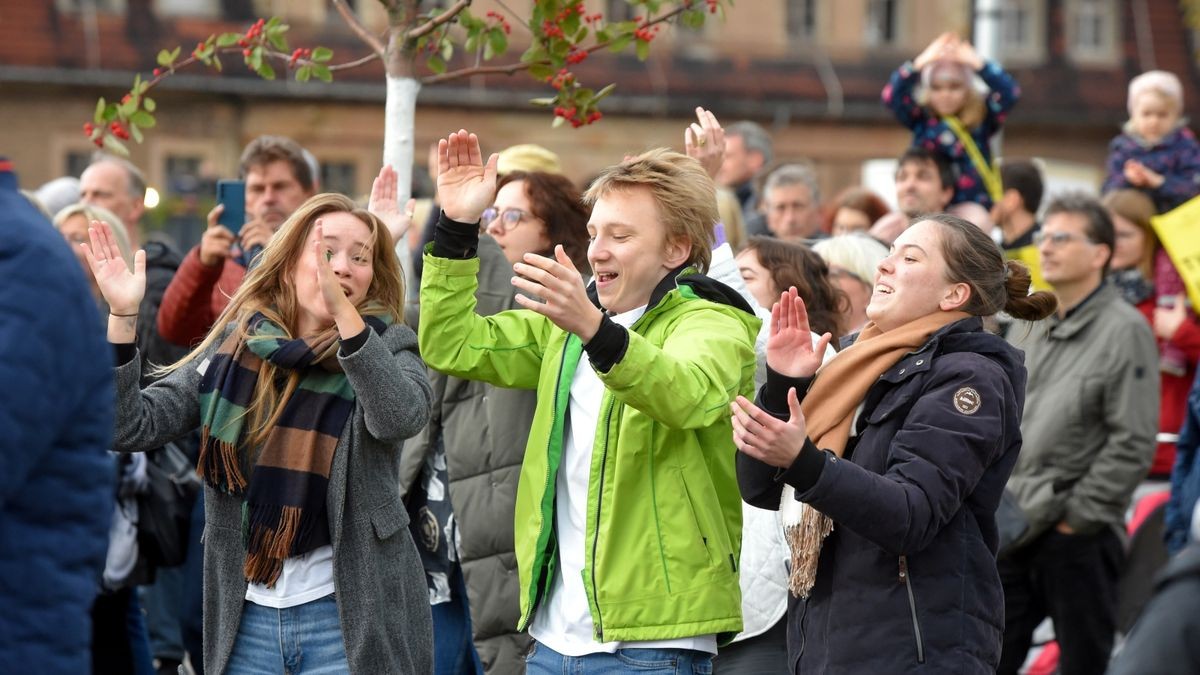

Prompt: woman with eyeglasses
[
  {"left": 812, "top": 234, "right": 891, "bottom": 336},
  {"left": 401, "top": 169, "right": 591, "bottom": 672}
]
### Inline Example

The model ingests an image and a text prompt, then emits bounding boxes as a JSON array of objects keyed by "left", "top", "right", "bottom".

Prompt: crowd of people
[{"left": 4, "top": 30, "right": 1200, "bottom": 675}]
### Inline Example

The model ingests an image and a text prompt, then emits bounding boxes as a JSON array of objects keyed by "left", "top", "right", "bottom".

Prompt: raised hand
[
  {"left": 766, "top": 287, "right": 832, "bottom": 378},
  {"left": 914, "top": 32, "right": 957, "bottom": 70},
  {"left": 511, "top": 245, "right": 604, "bottom": 342},
  {"left": 368, "top": 164, "right": 417, "bottom": 244},
  {"left": 952, "top": 38, "right": 983, "bottom": 70},
  {"left": 437, "top": 129, "right": 499, "bottom": 223},
  {"left": 82, "top": 219, "right": 146, "bottom": 316},
  {"left": 684, "top": 106, "right": 726, "bottom": 179},
  {"left": 731, "top": 388, "right": 808, "bottom": 469},
  {"left": 198, "top": 204, "right": 237, "bottom": 266}
]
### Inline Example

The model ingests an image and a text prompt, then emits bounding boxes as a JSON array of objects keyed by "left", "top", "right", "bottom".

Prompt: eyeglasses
[
  {"left": 1033, "top": 231, "right": 1095, "bottom": 247},
  {"left": 482, "top": 207, "right": 536, "bottom": 233}
]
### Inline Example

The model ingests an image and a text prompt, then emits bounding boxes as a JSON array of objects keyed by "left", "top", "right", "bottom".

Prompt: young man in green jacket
[{"left": 419, "top": 130, "right": 760, "bottom": 671}]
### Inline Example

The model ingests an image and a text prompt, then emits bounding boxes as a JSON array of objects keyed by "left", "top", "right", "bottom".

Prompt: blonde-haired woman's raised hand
[
  {"left": 766, "top": 287, "right": 831, "bottom": 379},
  {"left": 436, "top": 129, "right": 499, "bottom": 224},
  {"left": 82, "top": 219, "right": 146, "bottom": 317}
]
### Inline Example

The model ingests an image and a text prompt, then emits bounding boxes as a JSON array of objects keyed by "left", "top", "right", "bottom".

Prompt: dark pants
[
  {"left": 181, "top": 490, "right": 205, "bottom": 674},
  {"left": 998, "top": 527, "right": 1124, "bottom": 675},
  {"left": 714, "top": 617, "right": 788, "bottom": 674},
  {"left": 92, "top": 586, "right": 156, "bottom": 675},
  {"left": 431, "top": 564, "right": 483, "bottom": 675}
]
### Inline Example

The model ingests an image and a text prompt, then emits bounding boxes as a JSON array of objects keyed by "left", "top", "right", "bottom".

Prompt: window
[
  {"left": 606, "top": 0, "right": 639, "bottom": 23},
  {"left": 155, "top": 0, "right": 218, "bottom": 18},
  {"left": 164, "top": 155, "right": 204, "bottom": 196},
  {"left": 321, "top": 161, "right": 358, "bottom": 198},
  {"left": 787, "top": 0, "right": 818, "bottom": 42},
  {"left": 865, "top": 0, "right": 902, "bottom": 47},
  {"left": 54, "top": 0, "right": 126, "bottom": 12},
  {"left": 996, "top": 0, "right": 1046, "bottom": 63},
  {"left": 1065, "top": 0, "right": 1119, "bottom": 64},
  {"left": 65, "top": 151, "right": 93, "bottom": 179}
]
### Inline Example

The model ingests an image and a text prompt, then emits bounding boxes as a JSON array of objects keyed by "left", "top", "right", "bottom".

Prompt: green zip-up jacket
[{"left": 419, "top": 252, "right": 759, "bottom": 644}]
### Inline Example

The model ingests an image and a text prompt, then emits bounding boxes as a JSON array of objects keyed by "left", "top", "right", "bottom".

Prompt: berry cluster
[
  {"left": 548, "top": 68, "right": 575, "bottom": 90},
  {"left": 565, "top": 47, "right": 588, "bottom": 65},
  {"left": 484, "top": 11, "right": 512, "bottom": 35},
  {"left": 633, "top": 23, "right": 663, "bottom": 42},
  {"left": 288, "top": 47, "right": 312, "bottom": 67},
  {"left": 238, "top": 18, "right": 266, "bottom": 47},
  {"left": 553, "top": 106, "right": 602, "bottom": 128},
  {"left": 108, "top": 121, "right": 130, "bottom": 141},
  {"left": 584, "top": 12, "right": 604, "bottom": 25}
]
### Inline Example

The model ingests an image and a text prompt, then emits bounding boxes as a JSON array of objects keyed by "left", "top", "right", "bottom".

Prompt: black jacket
[{"left": 738, "top": 317, "right": 1026, "bottom": 674}]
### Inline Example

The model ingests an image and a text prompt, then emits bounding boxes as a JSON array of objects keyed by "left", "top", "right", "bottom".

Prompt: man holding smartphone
[{"left": 157, "top": 135, "right": 316, "bottom": 347}]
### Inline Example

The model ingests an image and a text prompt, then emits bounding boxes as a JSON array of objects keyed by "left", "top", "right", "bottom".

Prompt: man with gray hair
[
  {"left": 80, "top": 154, "right": 149, "bottom": 246},
  {"left": 718, "top": 120, "right": 773, "bottom": 235},
  {"left": 760, "top": 162, "right": 823, "bottom": 242}
]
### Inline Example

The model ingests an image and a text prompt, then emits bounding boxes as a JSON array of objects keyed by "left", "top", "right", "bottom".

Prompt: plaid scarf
[{"left": 197, "top": 312, "right": 389, "bottom": 586}]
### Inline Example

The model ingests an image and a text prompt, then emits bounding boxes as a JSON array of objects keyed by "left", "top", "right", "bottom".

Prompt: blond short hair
[{"left": 583, "top": 148, "right": 716, "bottom": 272}]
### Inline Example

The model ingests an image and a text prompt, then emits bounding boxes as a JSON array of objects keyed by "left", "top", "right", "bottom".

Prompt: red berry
[
  {"left": 243, "top": 48, "right": 252, "bottom": 57},
  {"left": 94, "top": 138, "right": 104, "bottom": 148},
  {"left": 83, "top": 122, "right": 94, "bottom": 136},
  {"left": 152, "top": 68, "right": 162, "bottom": 76}
]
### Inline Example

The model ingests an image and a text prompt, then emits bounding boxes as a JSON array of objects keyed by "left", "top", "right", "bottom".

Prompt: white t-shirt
[
  {"left": 528, "top": 305, "right": 718, "bottom": 656},
  {"left": 244, "top": 544, "right": 335, "bottom": 609}
]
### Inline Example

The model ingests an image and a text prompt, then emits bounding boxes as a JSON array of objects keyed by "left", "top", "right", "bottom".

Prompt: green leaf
[
  {"left": 257, "top": 61, "right": 276, "bottom": 80},
  {"left": 465, "top": 33, "right": 480, "bottom": 54},
  {"left": 130, "top": 124, "right": 143, "bottom": 144},
  {"left": 157, "top": 49, "right": 173, "bottom": 67},
  {"left": 486, "top": 29, "right": 508, "bottom": 60},
  {"left": 426, "top": 55, "right": 446, "bottom": 75},
  {"left": 143, "top": 97, "right": 156, "bottom": 112},
  {"left": 94, "top": 97, "right": 106, "bottom": 125},
  {"left": 102, "top": 134, "right": 128, "bottom": 156},
  {"left": 596, "top": 28, "right": 611, "bottom": 43},
  {"left": 249, "top": 46, "right": 263, "bottom": 70},
  {"left": 212, "top": 53, "right": 222, "bottom": 71},
  {"left": 266, "top": 16, "right": 281, "bottom": 30},
  {"left": 268, "top": 32, "right": 287, "bottom": 52},
  {"left": 169, "top": 46, "right": 181, "bottom": 62},
  {"left": 682, "top": 9, "right": 705, "bottom": 29},
  {"left": 636, "top": 38, "right": 650, "bottom": 61},
  {"left": 131, "top": 110, "right": 156, "bottom": 128},
  {"left": 529, "top": 62, "right": 555, "bottom": 79},
  {"left": 608, "top": 34, "right": 632, "bottom": 52},
  {"left": 312, "top": 64, "right": 332, "bottom": 82},
  {"left": 296, "top": 65, "right": 312, "bottom": 83},
  {"left": 102, "top": 103, "right": 119, "bottom": 122},
  {"left": 312, "top": 46, "right": 333, "bottom": 63},
  {"left": 530, "top": 96, "right": 556, "bottom": 106},
  {"left": 216, "top": 32, "right": 241, "bottom": 47},
  {"left": 594, "top": 83, "right": 616, "bottom": 101},
  {"left": 521, "top": 45, "right": 549, "bottom": 64},
  {"left": 119, "top": 99, "right": 137, "bottom": 117},
  {"left": 440, "top": 39, "right": 453, "bottom": 61}
]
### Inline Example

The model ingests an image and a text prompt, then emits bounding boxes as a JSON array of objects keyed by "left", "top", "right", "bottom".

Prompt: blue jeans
[
  {"left": 526, "top": 641, "right": 713, "bottom": 674},
  {"left": 225, "top": 595, "right": 348, "bottom": 674},
  {"left": 431, "top": 565, "right": 483, "bottom": 675}
]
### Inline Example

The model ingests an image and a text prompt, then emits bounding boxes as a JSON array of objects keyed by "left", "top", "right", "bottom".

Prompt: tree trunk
[{"left": 383, "top": 22, "right": 420, "bottom": 284}]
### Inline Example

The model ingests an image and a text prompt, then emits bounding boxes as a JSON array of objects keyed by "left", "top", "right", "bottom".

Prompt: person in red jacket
[
  {"left": 157, "top": 136, "right": 315, "bottom": 347},
  {"left": 1103, "top": 188, "right": 1200, "bottom": 478}
]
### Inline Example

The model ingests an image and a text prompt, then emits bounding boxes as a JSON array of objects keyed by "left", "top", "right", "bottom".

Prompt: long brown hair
[
  {"left": 159, "top": 193, "right": 405, "bottom": 444},
  {"left": 744, "top": 235, "right": 846, "bottom": 343},
  {"left": 497, "top": 171, "right": 591, "bottom": 272},
  {"left": 1101, "top": 189, "right": 1158, "bottom": 278}
]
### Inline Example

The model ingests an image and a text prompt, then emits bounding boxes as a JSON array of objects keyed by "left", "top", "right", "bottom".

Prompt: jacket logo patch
[{"left": 953, "top": 387, "right": 981, "bottom": 415}]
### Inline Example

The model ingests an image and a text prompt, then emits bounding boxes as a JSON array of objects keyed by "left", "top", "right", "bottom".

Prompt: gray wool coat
[{"left": 113, "top": 322, "right": 434, "bottom": 674}]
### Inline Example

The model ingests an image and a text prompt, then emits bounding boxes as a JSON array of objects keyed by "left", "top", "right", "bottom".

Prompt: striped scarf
[{"left": 197, "top": 312, "right": 389, "bottom": 586}]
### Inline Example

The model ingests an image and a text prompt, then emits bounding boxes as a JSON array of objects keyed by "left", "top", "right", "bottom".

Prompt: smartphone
[{"left": 216, "top": 180, "right": 246, "bottom": 235}]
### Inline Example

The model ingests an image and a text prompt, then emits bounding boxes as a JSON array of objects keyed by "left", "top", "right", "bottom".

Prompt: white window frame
[
  {"left": 996, "top": 0, "right": 1047, "bottom": 64},
  {"left": 1065, "top": 0, "right": 1120, "bottom": 65},
  {"left": 864, "top": 0, "right": 904, "bottom": 48}
]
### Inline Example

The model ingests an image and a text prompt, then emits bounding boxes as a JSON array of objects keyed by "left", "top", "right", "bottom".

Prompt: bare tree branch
[
  {"left": 332, "top": 0, "right": 386, "bottom": 56},
  {"left": 328, "top": 52, "right": 381, "bottom": 71},
  {"left": 406, "top": 0, "right": 471, "bottom": 41},
  {"left": 422, "top": 3, "right": 689, "bottom": 85}
]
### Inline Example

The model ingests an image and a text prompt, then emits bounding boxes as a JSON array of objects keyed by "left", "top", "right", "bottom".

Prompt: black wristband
[
  {"left": 582, "top": 315, "right": 628, "bottom": 373},
  {"left": 112, "top": 342, "right": 137, "bottom": 367},
  {"left": 775, "top": 438, "right": 827, "bottom": 493},
  {"left": 761, "top": 366, "right": 813, "bottom": 418},
  {"left": 339, "top": 326, "right": 371, "bottom": 356},
  {"left": 430, "top": 210, "right": 481, "bottom": 259}
]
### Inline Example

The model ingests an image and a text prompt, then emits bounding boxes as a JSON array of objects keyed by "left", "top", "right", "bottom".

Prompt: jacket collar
[
  {"left": 1047, "top": 282, "right": 1117, "bottom": 340},
  {"left": 585, "top": 263, "right": 691, "bottom": 316},
  {"left": 876, "top": 316, "right": 984, "bottom": 384}
]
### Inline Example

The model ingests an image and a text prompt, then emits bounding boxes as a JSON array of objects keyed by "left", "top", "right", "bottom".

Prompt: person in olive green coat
[{"left": 420, "top": 130, "right": 759, "bottom": 670}]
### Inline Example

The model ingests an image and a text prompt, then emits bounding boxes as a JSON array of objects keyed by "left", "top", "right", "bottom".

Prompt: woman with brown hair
[
  {"left": 1103, "top": 188, "right": 1200, "bottom": 480},
  {"left": 736, "top": 236, "right": 844, "bottom": 344},
  {"left": 824, "top": 187, "right": 892, "bottom": 237},
  {"left": 84, "top": 193, "right": 434, "bottom": 674},
  {"left": 485, "top": 170, "right": 591, "bottom": 271},
  {"left": 735, "top": 214, "right": 1056, "bottom": 673}
]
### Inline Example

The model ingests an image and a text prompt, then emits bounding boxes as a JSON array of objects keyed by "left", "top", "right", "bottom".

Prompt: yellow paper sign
[
  {"left": 1004, "top": 244, "right": 1050, "bottom": 292},
  {"left": 1151, "top": 195, "right": 1200, "bottom": 310}
]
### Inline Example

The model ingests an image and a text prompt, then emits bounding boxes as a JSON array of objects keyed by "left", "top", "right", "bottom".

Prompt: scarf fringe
[
  {"left": 784, "top": 506, "right": 834, "bottom": 599},
  {"left": 196, "top": 435, "right": 247, "bottom": 494},
  {"left": 243, "top": 504, "right": 305, "bottom": 586}
]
